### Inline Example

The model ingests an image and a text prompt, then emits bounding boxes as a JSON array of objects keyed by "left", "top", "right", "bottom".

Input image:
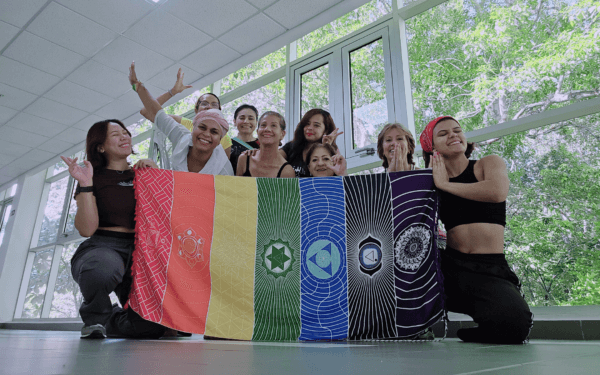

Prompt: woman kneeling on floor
[
  {"left": 63, "top": 120, "right": 166, "bottom": 339},
  {"left": 421, "top": 116, "right": 533, "bottom": 344}
]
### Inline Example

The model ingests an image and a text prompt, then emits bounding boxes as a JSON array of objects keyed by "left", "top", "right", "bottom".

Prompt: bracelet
[
  {"left": 168, "top": 89, "right": 174, "bottom": 97},
  {"left": 132, "top": 81, "right": 142, "bottom": 92}
]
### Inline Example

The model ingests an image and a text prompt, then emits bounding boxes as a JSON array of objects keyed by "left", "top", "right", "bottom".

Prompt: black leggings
[
  {"left": 442, "top": 247, "right": 533, "bottom": 344},
  {"left": 71, "top": 231, "right": 165, "bottom": 338}
]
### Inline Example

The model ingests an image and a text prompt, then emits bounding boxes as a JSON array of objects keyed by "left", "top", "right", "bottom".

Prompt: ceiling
[{"left": 0, "top": 0, "right": 369, "bottom": 187}]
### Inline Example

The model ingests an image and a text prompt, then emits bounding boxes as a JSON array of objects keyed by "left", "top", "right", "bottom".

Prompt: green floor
[{"left": 1, "top": 330, "right": 600, "bottom": 375}]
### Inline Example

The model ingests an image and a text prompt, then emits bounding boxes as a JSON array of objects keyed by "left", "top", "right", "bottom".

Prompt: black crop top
[
  {"left": 75, "top": 168, "right": 136, "bottom": 229},
  {"left": 439, "top": 160, "right": 506, "bottom": 231}
]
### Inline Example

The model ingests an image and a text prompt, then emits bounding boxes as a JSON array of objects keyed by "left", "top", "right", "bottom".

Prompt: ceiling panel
[
  {"left": 72, "top": 114, "right": 104, "bottom": 131},
  {"left": 5, "top": 158, "right": 40, "bottom": 173},
  {"left": 219, "top": 13, "right": 286, "bottom": 54},
  {"left": 0, "top": 57, "right": 61, "bottom": 96},
  {"left": 0, "top": 83, "right": 38, "bottom": 111},
  {"left": 0, "top": 140, "right": 32, "bottom": 158},
  {"left": 124, "top": 10, "right": 212, "bottom": 61},
  {"left": 26, "top": 2, "right": 118, "bottom": 57},
  {"left": 95, "top": 88, "right": 159, "bottom": 121},
  {"left": 66, "top": 60, "right": 130, "bottom": 98},
  {"left": 37, "top": 137, "right": 75, "bottom": 154},
  {"left": 246, "top": 0, "right": 279, "bottom": 9},
  {"left": 180, "top": 41, "right": 241, "bottom": 75},
  {"left": 22, "top": 148, "right": 57, "bottom": 163},
  {"left": 163, "top": 0, "right": 257, "bottom": 38},
  {"left": 265, "top": 0, "right": 341, "bottom": 29},
  {"left": 0, "top": 0, "right": 48, "bottom": 28},
  {"left": 56, "top": 0, "right": 155, "bottom": 33},
  {"left": 24, "top": 97, "right": 88, "bottom": 126},
  {"left": 0, "top": 21, "right": 20, "bottom": 50},
  {"left": 0, "top": 154, "right": 17, "bottom": 167},
  {"left": 0, "top": 126, "right": 49, "bottom": 147},
  {"left": 2, "top": 32, "right": 87, "bottom": 78},
  {"left": 92, "top": 36, "right": 174, "bottom": 81},
  {"left": 0, "top": 165, "right": 29, "bottom": 178},
  {"left": 0, "top": 106, "right": 18, "bottom": 126},
  {"left": 43, "top": 81, "right": 113, "bottom": 113},
  {"left": 6, "top": 112, "right": 69, "bottom": 138},
  {"left": 147, "top": 64, "right": 203, "bottom": 92},
  {"left": 55, "top": 127, "right": 88, "bottom": 145}
]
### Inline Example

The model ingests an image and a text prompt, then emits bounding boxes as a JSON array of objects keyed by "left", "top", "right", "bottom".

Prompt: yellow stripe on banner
[{"left": 205, "top": 176, "right": 257, "bottom": 340}]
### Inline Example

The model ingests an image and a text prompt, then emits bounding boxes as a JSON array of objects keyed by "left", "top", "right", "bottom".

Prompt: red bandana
[{"left": 419, "top": 116, "right": 457, "bottom": 153}]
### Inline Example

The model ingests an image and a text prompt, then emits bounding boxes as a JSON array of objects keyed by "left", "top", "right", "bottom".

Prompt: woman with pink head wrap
[
  {"left": 419, "top": 116, "right": 532, "bottom": 345},
  {"left": 129, "top": 62, "right": 233, "bottom": 175}
]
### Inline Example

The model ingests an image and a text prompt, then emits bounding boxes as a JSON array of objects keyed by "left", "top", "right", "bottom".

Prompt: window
[
  {"left": 220, "top": 48, "right": 287, "bottom": 95},
  {"left": 21, "top": 248, "right": 54, "bottom": 319}
]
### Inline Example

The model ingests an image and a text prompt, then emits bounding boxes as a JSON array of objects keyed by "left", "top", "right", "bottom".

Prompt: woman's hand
[
  {"left": 60, "top": 156, "right": 93, "bottom": 187},
  {"left": 133, "top": 159, "right": 158, "bottom": 169},
  {"left": 431, "top": 151, "right": 449, "bottom": 190},
  {"left": 322, "top": 127, "right": 344, "bottom": 146},
  {"left": 328, "top": 153, "right": 348, "bottom": 176},
  {"left": 388, "top": 143, "right": 408, "bottom": 172},
  {"left": 171, "top": 68, "right": 192, "bottom": 95},
  {"left": 129, "top": 61, "right": 140, "bottom": 88},
  {"left": 241, "top": 149, "right": 259, "bottom": 158}
]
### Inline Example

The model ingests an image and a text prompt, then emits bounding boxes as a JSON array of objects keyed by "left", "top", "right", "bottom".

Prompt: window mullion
[{"left": 40, "top": 245, "right": 63, "bottom": 318}]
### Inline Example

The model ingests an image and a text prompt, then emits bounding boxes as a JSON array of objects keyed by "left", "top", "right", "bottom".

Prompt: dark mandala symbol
[
  {"left": 394, "top": 224, "right": 431, "bottom": 271},
  {"left": 358, "top": 235, "right": 382, "bottom": 277}
]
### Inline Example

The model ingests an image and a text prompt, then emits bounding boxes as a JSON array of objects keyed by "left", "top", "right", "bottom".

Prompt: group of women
[{"left": 61, "top": 63, "right": 532, "bottom": 344}]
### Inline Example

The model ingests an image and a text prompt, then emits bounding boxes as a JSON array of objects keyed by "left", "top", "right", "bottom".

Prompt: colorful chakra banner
[{"left": 130, "top": 168, "right": 443, "bottom": 340}]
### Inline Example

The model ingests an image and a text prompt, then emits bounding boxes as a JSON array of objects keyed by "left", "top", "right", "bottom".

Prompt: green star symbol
[{"left": 263, "top": 239, "right": 294, "bottom": 278}]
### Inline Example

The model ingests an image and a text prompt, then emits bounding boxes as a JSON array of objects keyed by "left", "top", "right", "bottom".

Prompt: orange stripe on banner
[{"left": 159, "top": 172, "right": 215, "bottom": 334}]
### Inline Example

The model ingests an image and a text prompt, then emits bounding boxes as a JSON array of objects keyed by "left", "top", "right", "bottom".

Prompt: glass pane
[
  {"left": 37, "top": 177, "right": 69, "bottom": 247},
  {"left": 221, "top": 48, "right": 286, "bottom": 95},
  {"left": 164, "top": 87, "right": 211, "bottom": 117},
  {"left": 128, "top": 138, "right": 151, "bottom": 165},
  {"left": 127, "top": 119, "right": 152, "bottom": 138},
  {"left": 221, "top": 77, "right": 286, "bottom": 139},
  {"left": 297, "top": 0, "right": 392, "bottom": 58},
  {"left": 9, "top": 183, "right": 18, "bottom": 197},
  {"left": 301, "top": 64, "right": 329, "bottom": 119},
  {"left": 21, "top": 248, "right": 54, "bottom": 319},
  {"left": 0, "top": 203, "right": 12, "bottom": 247},
  {"left": 468, "top": 112, "right": 600, "bottom": 307},
  {"left": 406, "top": 0, "right": 600, "bottom": 138},
  {"left": 63, "top": 181, "right": 77, "bottom": 234},
  {"left": 49, "top": 242, "right": 83, "bottom": 318},
  {"left": 350, "top": 39, "right": 388, "bottom": 148}
]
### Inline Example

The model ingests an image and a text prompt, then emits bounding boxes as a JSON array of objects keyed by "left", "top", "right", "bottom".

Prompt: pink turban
[
  {"left": 419, "top": 116, "right": 458, "bottom": 153},
  {"left": 192, "top": 108, "right": 229, "bottom": 138}
]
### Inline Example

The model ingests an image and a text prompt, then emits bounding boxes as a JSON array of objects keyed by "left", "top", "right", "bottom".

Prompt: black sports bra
[
  {"left": 243, "top": 156, "right": 290, "bottom": 178},
  {"left": 439, "top": 160, "right": 506, "bottom": 231}
]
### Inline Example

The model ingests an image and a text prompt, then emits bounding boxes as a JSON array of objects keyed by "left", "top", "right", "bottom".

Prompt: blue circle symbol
[
  {"left": 359, "top": 244, "right": 382, "bottom": 270},
  {"left": 306, "top": 240, "right": 341, "bottom": 279}
]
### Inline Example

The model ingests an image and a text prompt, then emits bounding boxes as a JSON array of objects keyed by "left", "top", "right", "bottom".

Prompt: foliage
[
  {"left": 22, "top": 249, "right": 54, "bottom": 318},
  {"left": 221, "top": 48, "right": 287, "bottom": 95}
]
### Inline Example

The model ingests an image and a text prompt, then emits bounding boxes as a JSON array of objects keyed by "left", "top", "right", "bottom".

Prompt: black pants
[
  {"left": 71, "top": 231, "right": 165, "bottom": 338},
  {"left": 442, "top": 247, "right": 533, "bottom": 344}
]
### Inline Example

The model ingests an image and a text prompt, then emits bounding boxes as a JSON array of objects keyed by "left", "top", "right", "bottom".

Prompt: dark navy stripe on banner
[
  {"left": 299, "top": 177, "right": 348, "bottom": 340},
  {"left": 389, "top": 170, "right": 444, "bottom": 337},
  {"left": 344, "top": 174, "right": 397, "bottom": 339}
]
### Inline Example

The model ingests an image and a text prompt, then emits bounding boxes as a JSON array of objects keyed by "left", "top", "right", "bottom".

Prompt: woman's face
[
  {"left": 235, "top": 108, "right": 257, "bottom": 136},
  {"left": 308, "top": 147, "right": 335, "bottom": 177},
  {"left": 304, "top": 114, "right": 325, "bottom": 143},
  {"left": 382, "top": 128, "right": 409, "bottom": 163},
  {"left": 195, "top": 94, "right": 220, "bottom": 113},
  {"left": 432, "top": 119, "right": 466, "bottom": 155},
  {"left": 257, "top": 114, "right": 285, "bottom": 145},
  {"left": 191, "top": 120, "right": 222, "bottom": 153},
  {"left": 101, "top": 122, "right": 132, "bottom": 159}
]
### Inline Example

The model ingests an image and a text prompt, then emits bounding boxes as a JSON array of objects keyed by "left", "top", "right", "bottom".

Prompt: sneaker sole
[{"left": 81, "top": 329, "right": 106, "bottom": 339}]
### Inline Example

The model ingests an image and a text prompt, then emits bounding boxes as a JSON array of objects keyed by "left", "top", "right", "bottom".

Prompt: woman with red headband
[{"left": 420, "top": 116, "right": 532, "bottom": 344}]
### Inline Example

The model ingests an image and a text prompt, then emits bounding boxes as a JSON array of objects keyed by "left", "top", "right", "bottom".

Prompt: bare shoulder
[
  {"left": 476, "top": 155, "right": 507, "bottom": 181},
  {"left": 281, "top": 164, "right": 296, "bottom": 178}
]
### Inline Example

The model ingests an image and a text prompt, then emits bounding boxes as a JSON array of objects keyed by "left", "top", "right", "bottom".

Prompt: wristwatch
[{"left": 76, "top": 185, "right": 93, "bottom": 194}]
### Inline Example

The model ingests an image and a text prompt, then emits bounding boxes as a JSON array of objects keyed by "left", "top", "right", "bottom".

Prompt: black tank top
[
  {"left": 243, "top": 156, "right": 290, "bottom": 178},
  {"left": 439, "top": 160, "right": 506, "bottom": 231}
]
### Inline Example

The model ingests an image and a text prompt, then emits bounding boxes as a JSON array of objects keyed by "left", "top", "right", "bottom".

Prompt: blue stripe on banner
[
  {"left": 389, "top": 170, "right": 444, "bottom": 337},
  {"left": 299, "top": 177, "right": 348, "bottom": 340}
]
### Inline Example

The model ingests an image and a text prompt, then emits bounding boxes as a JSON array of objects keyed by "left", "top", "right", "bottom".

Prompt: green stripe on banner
[{"left": 252, "top": 178, "right": 302, "bottom": 341}]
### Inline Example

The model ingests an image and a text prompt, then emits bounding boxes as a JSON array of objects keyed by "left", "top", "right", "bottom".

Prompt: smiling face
[
  {"left": 257, "top": 114, "right": 285, "bottom": 145},
  {"left": 101, "top": 122, "right": 132, "bottom": 159},
  {"left": 304, "top": 114, "right": 325, "bottom": 142},
  {"left": 308, "top": 147, "right": 335, "bottom": 177},
  {"left": 432, "top": 119, "right": 467, "bottom": 155},
  {"left": 382, "top": 128, "right": 409, "bottom": 164},
  {"left": 195, "top": 93, "right": 220, "bottom": 113},
  {"left": 235, "top": 108, "right": 257, "bottom": 136},
  {"left": 191, "top": 120, "right": 222, "bottom": 153}
]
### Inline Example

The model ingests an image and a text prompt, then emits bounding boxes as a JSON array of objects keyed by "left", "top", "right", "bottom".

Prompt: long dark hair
[
  {"left": 86, "top": 119, "right": 132, "bottom": 170},
  {"left": 289, "top": 109, "right": 336, "bottom": 160},
  {"left": 194, "top": 93, "right": 221, "bottom": 112},
  {"left": 377, "top": 123, "right": 416, "bottom": 168}
]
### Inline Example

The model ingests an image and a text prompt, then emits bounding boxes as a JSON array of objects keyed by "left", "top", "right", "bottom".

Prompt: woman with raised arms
[
  {"left": 421, "top": 116, "right": 533, "bottom": 344},
  {"left": 130, "top": 62, "right": 233, "bottom": 176},
  {"left": 62, "top": 120, "right": 165, "bottom": 339},
  {"left": 236, "top": 111, "right": 295, "bottom": 178}
]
